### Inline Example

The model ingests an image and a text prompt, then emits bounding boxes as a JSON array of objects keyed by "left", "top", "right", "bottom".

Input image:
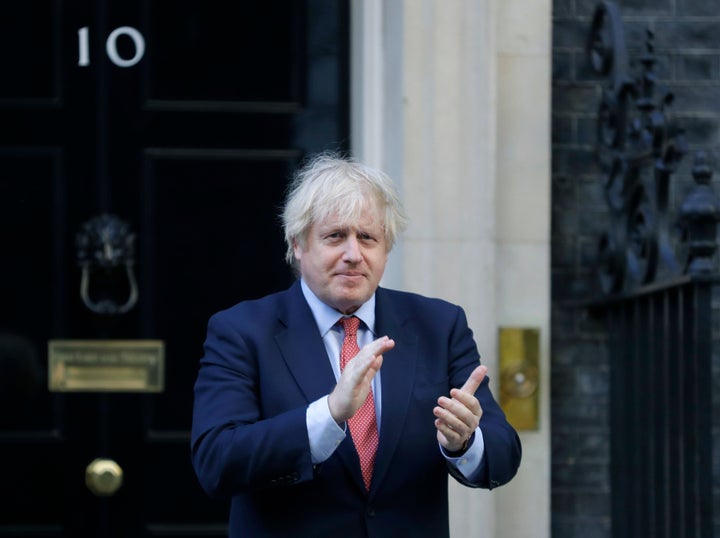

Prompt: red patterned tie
[{"left": 339, "top": 316, "right": 378, "bottom": 490}]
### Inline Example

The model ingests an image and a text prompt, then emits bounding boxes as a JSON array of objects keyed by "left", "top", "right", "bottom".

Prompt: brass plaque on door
[{"left": 48, "top": 340, "right": 164, "bottom": 392}]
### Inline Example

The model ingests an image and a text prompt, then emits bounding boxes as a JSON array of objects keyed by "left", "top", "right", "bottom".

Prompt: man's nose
[{"left": 343, "top": 236, "right": 362, "bottom": 261}]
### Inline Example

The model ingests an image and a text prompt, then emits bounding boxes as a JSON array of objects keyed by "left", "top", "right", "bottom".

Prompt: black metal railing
[
  {"left": 601, "top": 279, "right": 713, "bottom": 537},
  {"left": 586, "top": 2, "right": 719, "bottom": 536}
]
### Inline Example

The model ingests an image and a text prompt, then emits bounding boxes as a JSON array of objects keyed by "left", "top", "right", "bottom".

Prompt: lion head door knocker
[{"left": 76, "top": 214, "right": 138, "bottom": 315}]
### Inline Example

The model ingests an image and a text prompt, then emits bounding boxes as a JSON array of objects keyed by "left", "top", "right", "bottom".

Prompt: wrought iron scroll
[{"left": 587, "top": 1, "right": 720, "bottom": 295}]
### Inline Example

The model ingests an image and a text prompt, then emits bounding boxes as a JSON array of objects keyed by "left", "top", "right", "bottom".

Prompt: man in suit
[{"left": 191, "top": 154, "right": 521, "bottom": 537}]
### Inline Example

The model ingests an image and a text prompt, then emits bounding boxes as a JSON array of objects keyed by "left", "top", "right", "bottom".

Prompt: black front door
[{"left": 0, "top": 1, "right": 349, "bottom": 536}]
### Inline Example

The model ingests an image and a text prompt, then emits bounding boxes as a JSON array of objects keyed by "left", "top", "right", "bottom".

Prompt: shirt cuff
[
  {"left": 306, "top": 395, "right": 346, "bottom": 464},
  {"left": 441, "top": 427, "right": 485, "bottom": 480}
]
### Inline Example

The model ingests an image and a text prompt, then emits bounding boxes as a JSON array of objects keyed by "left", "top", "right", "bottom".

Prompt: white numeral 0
[{"left": 78, "top": 26, "right": 145, "bottom": 68}]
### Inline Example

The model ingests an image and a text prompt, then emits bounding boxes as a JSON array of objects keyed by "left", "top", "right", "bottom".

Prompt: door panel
[{"left": 0, "top": 1, "right": 349, "bottom": 536}]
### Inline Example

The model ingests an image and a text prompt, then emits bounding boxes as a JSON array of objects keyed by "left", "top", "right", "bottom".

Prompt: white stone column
[
  {"left": 351, "top": 1, "right": 550, "bottom": 536},
  {"left": 493, "top": 0, "right": 551, "bottom": 536},
  {"left": 401, "top": 2, "right": 499, "bottom": 535}
]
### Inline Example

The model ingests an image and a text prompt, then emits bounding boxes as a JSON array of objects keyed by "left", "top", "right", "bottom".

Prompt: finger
[
  {"left": 434, "top": 419, "right": 467, "bottom": 450},
  {"left": 435, "top": 418, "right": 460, "bottom": 439},
  {"left": 434, "top": 400, "right": 478, "bottom": 432},
  {"left": 449, "top": 388, "right": 482, "bottom": 416},
  {"left": 360, "top": 355, "right": 383, "bottom": 386},
  {"left": 362, "top": 336, "right": 395, "bottom": 357},
  {"left": 344, "top": 337, "right": 393, "bottom": 385},
  {"left": 459, "top": 364, "right": 487, "bottom": 395},
  {"left": 433, "top": 405, "right": 467, "bottom": 432},
  {"left": 348, "top": 337, "right": 394, "bottom": 377},
  {"left": 442, "top": 392, "right": 481, "bottom": 422}
]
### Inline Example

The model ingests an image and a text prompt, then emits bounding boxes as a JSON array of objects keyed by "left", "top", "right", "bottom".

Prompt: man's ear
[{"left": 292, "top": 237, "right": 302, "bottom": 261}]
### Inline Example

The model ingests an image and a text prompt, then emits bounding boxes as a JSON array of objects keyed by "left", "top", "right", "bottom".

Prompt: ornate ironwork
[
  {"left": 679, "top": 152, "right": 720, "bottom": 273},
  {"left": 76, "top": 213, "right": 138, "bottom": 315},
  {"left": 587, "top": 1, "right": 720, "bottom": 295}
]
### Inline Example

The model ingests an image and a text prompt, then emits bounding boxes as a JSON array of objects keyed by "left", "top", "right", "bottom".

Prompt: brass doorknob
[{"left": 85, "top": 458, "right": 123, "bottom": 497}]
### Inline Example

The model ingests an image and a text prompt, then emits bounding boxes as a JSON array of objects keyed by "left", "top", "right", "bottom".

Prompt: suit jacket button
[{"left": 366, "top": 506, "right": 376, "bottom": 518}]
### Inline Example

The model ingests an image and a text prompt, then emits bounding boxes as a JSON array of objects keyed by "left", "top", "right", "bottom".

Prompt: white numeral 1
[{"left": 78, "top": 26, "right": 90, "bottom": 66}]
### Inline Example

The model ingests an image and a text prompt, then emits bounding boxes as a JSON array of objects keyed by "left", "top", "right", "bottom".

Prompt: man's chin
[{"left": 331, "top": 291, "right": 371, "bottom": 314}]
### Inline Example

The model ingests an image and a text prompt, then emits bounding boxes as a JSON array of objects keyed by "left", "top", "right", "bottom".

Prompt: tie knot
[{"left": 340, "top": 315, "right": 361, "bottom": 336}]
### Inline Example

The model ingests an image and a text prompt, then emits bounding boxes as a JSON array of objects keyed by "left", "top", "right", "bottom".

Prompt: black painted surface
[{"left": 0, "top": 1, "right": 349, "bottom": 536}]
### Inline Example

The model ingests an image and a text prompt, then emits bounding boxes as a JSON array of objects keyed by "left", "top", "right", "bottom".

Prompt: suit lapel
[
  {"left": 274, "top": 281, "right": 367, "bottom": 490},
  {"left": 369, "top": 287, "right": 418, "bottom": 495},
  {"left": 274, "top": 281, "right": 337, "bottom": 403}
]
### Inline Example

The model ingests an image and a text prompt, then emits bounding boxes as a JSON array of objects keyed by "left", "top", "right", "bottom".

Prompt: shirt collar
[{"left": 300, "top": 279, "right": 376, "bottom": 337}]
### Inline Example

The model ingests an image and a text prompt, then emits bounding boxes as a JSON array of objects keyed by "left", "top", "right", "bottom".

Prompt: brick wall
[{"left": 551, "top": 0, "right": 720, "bottom": 536}]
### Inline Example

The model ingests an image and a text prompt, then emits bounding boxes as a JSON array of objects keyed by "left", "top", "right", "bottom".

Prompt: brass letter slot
[
  {"left": 498, "top": 327, "right": 539, "bottom": 430},
  {"left": 48, "top": 340, "right": 164, "bottom": 393}
]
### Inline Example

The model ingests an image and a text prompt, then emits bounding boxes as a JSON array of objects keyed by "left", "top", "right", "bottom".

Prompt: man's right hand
[{"left": 327, "top": 336, "right": 395, "bottom": 423}]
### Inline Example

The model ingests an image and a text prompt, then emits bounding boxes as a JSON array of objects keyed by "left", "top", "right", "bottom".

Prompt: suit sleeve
[
  {"left": 445, "top": 305, "right": 522, "bottom": 489},
  {"left": 190, "top": 311, "right": 314, "bottom": 498}
]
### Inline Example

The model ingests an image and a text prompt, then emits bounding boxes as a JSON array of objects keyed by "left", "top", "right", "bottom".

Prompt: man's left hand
[{"left": 433, "top": 364, "right": 486, "bottom": 453}]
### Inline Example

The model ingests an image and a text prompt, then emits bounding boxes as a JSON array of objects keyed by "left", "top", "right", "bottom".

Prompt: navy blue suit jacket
[{"left": 191, "top": 281, "right": 521, "bottom": 537}]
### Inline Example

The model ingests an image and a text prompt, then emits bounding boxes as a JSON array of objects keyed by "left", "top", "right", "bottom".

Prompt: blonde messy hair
[{"left": 281, "top": 153, "right": 408, "bottom": 266}]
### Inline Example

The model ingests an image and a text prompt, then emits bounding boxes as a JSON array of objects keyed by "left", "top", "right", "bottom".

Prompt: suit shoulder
[
  {"left": 209, "top": 286, "right": 292, "bottom": 325},
  {"left": 379, "top": 287, "right": 462, "bottom": 313}
]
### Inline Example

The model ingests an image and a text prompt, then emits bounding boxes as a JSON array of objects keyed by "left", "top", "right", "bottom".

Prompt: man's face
[{"left": 293, "top": 205, "right": 388, "bottom": 314}]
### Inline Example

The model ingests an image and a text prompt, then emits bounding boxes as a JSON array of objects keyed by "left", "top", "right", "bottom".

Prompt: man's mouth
[{"left": 336, "top": 272, "right": 364, "bottom": 280}]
